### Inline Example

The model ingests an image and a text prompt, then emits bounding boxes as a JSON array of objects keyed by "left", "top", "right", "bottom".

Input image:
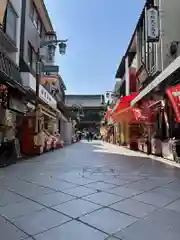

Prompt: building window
[
  {"left": 28, "top": 43, "right": 37, "bottom": 73},
  {"left": 138, "top": 18, "right": 146, "bottom": 66},
  {"left": 147, "top": 42, "right": 156, "bottom": 73},
  {"left": 5, "top": 3, "right": 18, "bottom": 43},
  {"left": 138, "top": 12, "right": 157, "bottom": 73},
  {"left": 40, "top": 26, "right": 45, "bottom": 38},
  {"left": 29, "top": 1, "right": 43, "bottom": 36},
  {"left": 37, "top": 19, "right": 42, "bottom": 34}
]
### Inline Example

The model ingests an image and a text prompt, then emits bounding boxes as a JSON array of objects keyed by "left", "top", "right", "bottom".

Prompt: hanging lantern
[{"left": 58, "top": 42, "right": 67, "bottom": 55}]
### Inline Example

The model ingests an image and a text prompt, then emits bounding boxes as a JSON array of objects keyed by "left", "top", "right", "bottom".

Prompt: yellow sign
[
  {"left": 0, "top": 0, "right": 7, "bottom": 25},
  {"left": 40, "top": 75, "right": 58, "bottom": 85}
]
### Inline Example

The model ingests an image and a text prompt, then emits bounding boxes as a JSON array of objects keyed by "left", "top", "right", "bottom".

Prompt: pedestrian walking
[
  {"left": 86, "top": 132, "right": 90, "bottom": 142},
  {"left": 79, "top": 132, "right": 82, "bottom": 141},
  {"left": 89, "top": 131, "right": 93, "bottom": 141}
]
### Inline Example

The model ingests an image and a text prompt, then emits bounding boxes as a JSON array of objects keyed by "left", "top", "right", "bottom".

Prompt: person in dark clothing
[
  {"left": 89, "top": 131, "right": 93, "bottom": 141},
  {"left": 79, "top": 132, "right": 82, "bottom": 141},
  {"left": 86, "top": 132, "right": 89, "bottom": 142}
]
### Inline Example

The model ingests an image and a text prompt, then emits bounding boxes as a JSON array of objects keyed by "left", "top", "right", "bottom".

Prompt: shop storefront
[
  {"left": 129, "top": 54, "right": 180, "bottom": 161},
  {"left": 147, "top": 84, "right": 180, "bottom": 162},
  {"left": 111, "top": 92, "right": 152, "bottom": 150},
  {"left": 20, "top": 79, "right": 67, "bottom": 155},
  {"left": 0, "top": 83, "right": 27, "bottom": 166}
]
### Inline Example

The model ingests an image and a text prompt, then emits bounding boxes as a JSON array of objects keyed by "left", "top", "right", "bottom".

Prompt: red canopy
[
  {"left": 113, "top": 106, "right": 151, "bottom": 124},
  {"left": 112, "top": 92, "right": 139, "bottom": 115},
  {"left": 166, "top": 84, "right": 180, "bottom": 122},
  {"left": 111, "top": 92, "right": 154, "bottom": 124},
  {"left": 111, "top": 92, "right": 139, "bottom": 119}
]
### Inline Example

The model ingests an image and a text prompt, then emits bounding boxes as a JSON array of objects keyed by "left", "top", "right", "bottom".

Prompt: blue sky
[{"left": 44, "top": 0, "right": 145, "bottom": 94}]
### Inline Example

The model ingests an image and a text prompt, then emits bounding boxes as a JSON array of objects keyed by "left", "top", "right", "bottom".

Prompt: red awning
[
  {"left": 112, "top": 92, "right": 139, "bottom": 115},
  {"left": 113, "top": 106, "right": 151, "bottom": 124},
  {"left": 166, "top": 84, "right": 180, "bottom": 122}
]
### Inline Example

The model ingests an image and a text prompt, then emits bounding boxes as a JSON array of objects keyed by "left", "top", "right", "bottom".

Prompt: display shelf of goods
[{"left": 0, "top": 85, "right": 8, "bottom": 108}]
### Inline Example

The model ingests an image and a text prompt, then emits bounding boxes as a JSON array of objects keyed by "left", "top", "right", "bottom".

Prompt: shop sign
[
  {"left": 39, "top": 85, "right": 57, "bottom": 109},
  {"left": 146, "top": 6, "right": 160, "bottom": 42},
  {"left": 40, "top": 75, "right": 58, "bottom": 85},
  {"left": 166, "top": 85, "right": 180, "bottom": 122},
  {"left": 8, "top": 97, "right": 26, "bottom": 113},
  {"left": 43, "top": 65, "right": 59, "bottom": 73}
]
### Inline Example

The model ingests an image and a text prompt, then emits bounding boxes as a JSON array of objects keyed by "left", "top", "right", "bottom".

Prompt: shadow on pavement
[{"left": 76, "top": 141, "right": 180, "bottom": 181}]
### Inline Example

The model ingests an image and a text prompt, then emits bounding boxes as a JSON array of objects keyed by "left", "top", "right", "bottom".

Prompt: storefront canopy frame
[
  {"left": 131, "top": 55, "right": 180, "bottom": 106},
  {"left": 113, "top": 106, "right": 152, "bottom": 124}
]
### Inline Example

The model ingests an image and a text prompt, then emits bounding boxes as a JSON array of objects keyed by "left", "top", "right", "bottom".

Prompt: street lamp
[
  {"left": 106, "top": 91, "right": 115, "bottom": 99},
  {"left": 58, "top": 42, "right": 67, "bottom": 55},
  {"left": 41, "top": 32, "right": 67, "bottom": 57},
  {"left": 35, "top": 32, "right": 68, "bottom": 133}
]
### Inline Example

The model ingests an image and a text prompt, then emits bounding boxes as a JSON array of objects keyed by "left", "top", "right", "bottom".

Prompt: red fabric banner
[{"left": 166, "top": 84, "right": 180, "bottom": 122}]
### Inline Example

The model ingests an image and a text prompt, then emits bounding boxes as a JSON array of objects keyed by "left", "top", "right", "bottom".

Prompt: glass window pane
[
  {"left": 41, "top": 26, "right": 45, "bottom": 38},
  {"left": 32, "top": 50, "right": 37, "bottom": 72},
  {"left": 37, "top": 19, "right": 41, "bottom": 34},
  {"left": 29, "top": 0, "right": 33, "bottom": 19},
  {"left": 6, "top": 4, "right": 17, "bottom": 42},
  {"left": 33, "top": 8, "right": 38, "bottom": 27},
  {"left": 28, "top": 43, "right": 32, "bottom": 66}
]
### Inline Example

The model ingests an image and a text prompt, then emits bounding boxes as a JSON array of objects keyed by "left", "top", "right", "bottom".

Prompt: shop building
[
  {"left": 108, "top": 0, "right": 180, "bottom": 162},
  {"left": 39, "top": 31, "right": 74, "bottom": 144},
  {"left": 18, "top": 0, "right": 62, "bottom": 154},
  {"left": 47, "top": 74, "right": 75, "bottom": 145},
  {"left": 0, "top": 0, "right": 28, "bottom": 166}
]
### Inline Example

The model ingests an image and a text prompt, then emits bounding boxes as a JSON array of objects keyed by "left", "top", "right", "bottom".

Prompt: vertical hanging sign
[
  {"left": 0, "top": 0, "right": 7, "bottom": 25},
  {"left": 146, "top": 6, "right": 160, "bottom": 42}
]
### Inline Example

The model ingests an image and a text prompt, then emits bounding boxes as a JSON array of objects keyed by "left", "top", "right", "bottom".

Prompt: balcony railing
[{"left": 0, "top": 48, "right": 22, "bottom": 84}]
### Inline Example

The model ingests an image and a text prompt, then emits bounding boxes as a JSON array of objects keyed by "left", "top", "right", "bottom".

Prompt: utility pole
[{"left": 35, "top": 48, "right": 41, "bottom": 133}]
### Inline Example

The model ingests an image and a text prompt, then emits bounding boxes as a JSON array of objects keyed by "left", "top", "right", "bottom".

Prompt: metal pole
[{"left": 35, "top": 48, "right": 41, "bottom": 134}]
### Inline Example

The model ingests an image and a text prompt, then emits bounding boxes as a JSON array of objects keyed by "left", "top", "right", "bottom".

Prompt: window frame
[
  {"left": 4, "top": 2, "right": 18, "bottom": 43},
  {"left": 29, "top": 1, "right": 44, "bottom": 37},
  {"left": 137, "top": 9, "right": 157, "bottom": 74},
  {"left": 28, "top": 42, "right": 37, "bottom": 73}
]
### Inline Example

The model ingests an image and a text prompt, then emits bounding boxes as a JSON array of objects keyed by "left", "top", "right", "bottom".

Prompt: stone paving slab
[
  {"left": 83, "top": 191, "right": 124, "bottom": 206},
  {"left": 12, "top": 208, "right": 71, "bottom": 236},
  {"left": 132, "top": 191, "right": 179, "bottom": 207},
  {"left": 114, "top": 208, "right": 180, "bottom": 240},
  {"left": 0, "top": 189, "right": 25, "bottom": 207},
  {"left": 62, "top": 185, "right": 97, "bottom": 197},
  {"left": 35, "top": 220, "right": 108, "bottom": 239},
  {"left": 32, "top": 191, "right": 75, "bottom": 207},
  {"left": 0, "top": 215, "right": 28, "bottom": 240},
  {"left": 110, "top": 198, "right": 157, "bottom": 218},
  {"left": 0, "top": 141, "right": 180, "bottom": 239},
  {"left": 80, "top": 208, "right": 138, "bottom": 235},
  {"left": 165, "top": 198, "right": 180, "bottom": 212},
  {"left": 106, "top": 185, "right": 144, "bottom": 198},
  {"left": 53, "top": 198, "right": 102, "bottom": 218},
  {"left": 0, "top": 199, "right": 44, "bottom": 220},
  {"left": 85, "top": 181, "right": 117, "bottom": 191}
]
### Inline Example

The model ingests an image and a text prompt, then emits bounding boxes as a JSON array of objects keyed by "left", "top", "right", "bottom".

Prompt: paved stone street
[{"left": 0, "top": 141, "right": 180, "bottom": 239}]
